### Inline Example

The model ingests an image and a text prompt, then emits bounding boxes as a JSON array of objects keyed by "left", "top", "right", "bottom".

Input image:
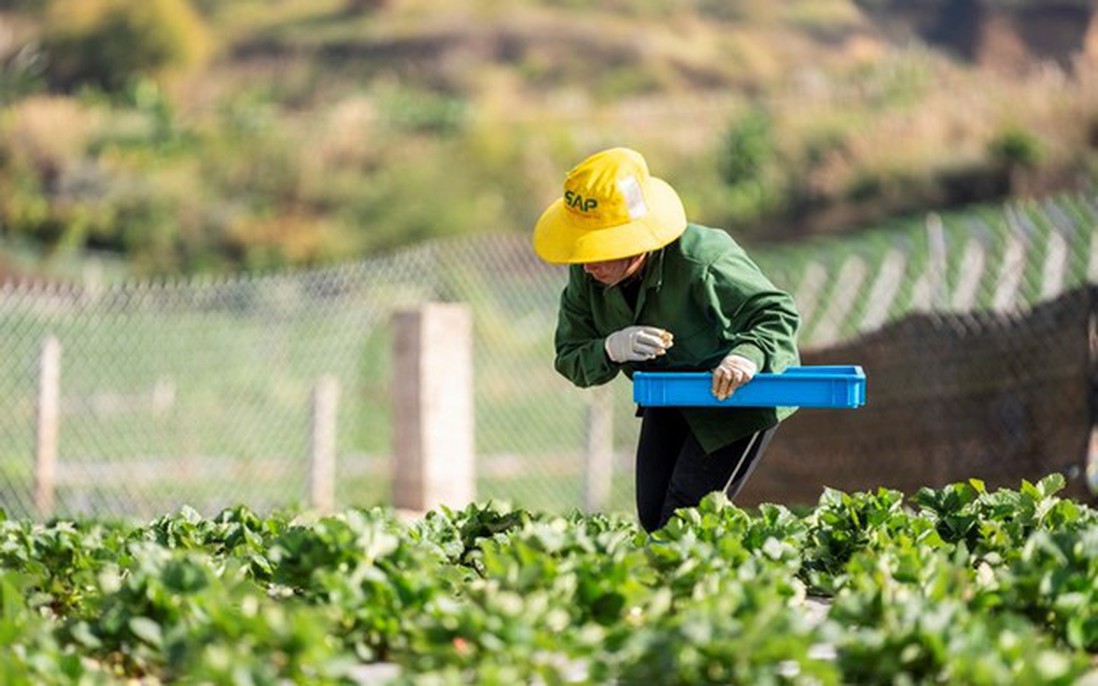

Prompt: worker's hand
[
  {"left": 604, "top": 325, "right": 673, "bottom": 363},
  {"left": 712, "top": 354, "right": 757, "bottom": 400}
]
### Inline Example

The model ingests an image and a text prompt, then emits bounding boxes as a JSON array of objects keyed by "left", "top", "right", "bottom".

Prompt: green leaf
[
  {"left": 70, "top": 621, "right": 101, "bottom": 649},
  {"left": 1035, "top": 473, "right": 1066, "bottom": 499},
  {"left": 128, "top": 616, "right": 163, "bottom": 647}
]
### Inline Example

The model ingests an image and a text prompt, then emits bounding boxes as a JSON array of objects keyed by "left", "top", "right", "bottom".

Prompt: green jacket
[{"left": 554, "top": 224, "right": 801, "bottom": 453}]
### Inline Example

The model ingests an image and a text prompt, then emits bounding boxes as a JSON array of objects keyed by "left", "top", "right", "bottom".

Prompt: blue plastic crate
[{"left": 633, "top": 365, "right": 866, "bottom": 408}]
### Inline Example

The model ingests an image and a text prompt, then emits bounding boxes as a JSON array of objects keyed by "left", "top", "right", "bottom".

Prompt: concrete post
[
  {"left": 392, "top": 304, "right": 475, "bottom": 511},
  {"left": 35, "top": 336, "right": 61, "bottom": 517},
  {"left": 308, "top": 375, "right": 340, "bottom": 514}
]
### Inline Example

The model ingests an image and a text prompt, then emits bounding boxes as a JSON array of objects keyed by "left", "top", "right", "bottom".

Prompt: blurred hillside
[{"left": 0, "top": 0, "right": 1096, "bottom": 278}]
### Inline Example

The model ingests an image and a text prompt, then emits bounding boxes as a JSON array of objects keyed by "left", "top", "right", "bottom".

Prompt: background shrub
[{"left": 42, "top": 0, "right": 210, "bottom": 94}]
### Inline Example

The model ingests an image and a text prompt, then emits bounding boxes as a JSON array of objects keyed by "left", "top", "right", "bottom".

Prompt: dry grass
[{"left": 1, "top": 96, "right": 99, "bottom": 176}]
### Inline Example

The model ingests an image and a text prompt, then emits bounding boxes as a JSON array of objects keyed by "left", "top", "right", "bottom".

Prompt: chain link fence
[
  {"left": 746, "top": 194, "right": 1098, "bottom": 504},
  {"left": 2, "top": 194, "right": 1097, "bottom": 519}
]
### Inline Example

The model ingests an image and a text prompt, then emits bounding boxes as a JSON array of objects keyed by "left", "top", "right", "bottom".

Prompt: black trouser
[{"left": 635, "top": 407, "right": 776, "bottom": 533}]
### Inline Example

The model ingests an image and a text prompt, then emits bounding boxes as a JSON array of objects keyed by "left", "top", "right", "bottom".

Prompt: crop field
[{"left": 1, "top": 473, "right": 1096, "bottom": 684}]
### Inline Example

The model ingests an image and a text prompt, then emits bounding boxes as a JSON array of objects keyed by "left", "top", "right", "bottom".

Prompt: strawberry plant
[{"left": 0, "top": 475, "right": 1094, "bottom": 683}]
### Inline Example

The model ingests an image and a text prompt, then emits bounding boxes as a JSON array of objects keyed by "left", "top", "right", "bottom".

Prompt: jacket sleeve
[
  {"left": 553, "top": 271, "right": 621, "bottom": 388},
  {"left": 694, "top": 245, "right": 801, "bottom": 373}
]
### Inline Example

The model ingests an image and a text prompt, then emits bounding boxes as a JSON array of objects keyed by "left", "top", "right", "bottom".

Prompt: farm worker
[{"left": 532, "top": 147, "right": 801, "bottom": 533}]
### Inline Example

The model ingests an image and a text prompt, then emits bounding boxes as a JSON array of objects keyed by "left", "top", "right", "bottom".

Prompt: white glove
[
  {"left": 712, "top": 354, "right": 757, "bottom": 400},
  {"left": 604, "top": 325, "right": 673, "bottom": 363}
]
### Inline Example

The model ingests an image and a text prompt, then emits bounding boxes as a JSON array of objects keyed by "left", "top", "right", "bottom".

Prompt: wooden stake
[{"left": 583, "top": 385, "right": 614, "bottom": 513}]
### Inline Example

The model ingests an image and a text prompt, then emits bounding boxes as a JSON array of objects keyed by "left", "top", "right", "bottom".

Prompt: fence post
[
  {"left": 308, "top": 375, "right": 340, "bottom": 514},
  {"left": 392, "top": 304, "right": 475, "bottom": 512},
  {"left": 583, "top": 385, "right": 614, "bottom": 513},
  {"left": 35, "top": 336, "right": 61, "bottom": 518}
]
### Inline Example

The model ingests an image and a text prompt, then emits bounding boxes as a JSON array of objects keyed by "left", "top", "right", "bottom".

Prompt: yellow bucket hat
[{"left": 533, "top": 147, "right": 687, "bottom": 264}]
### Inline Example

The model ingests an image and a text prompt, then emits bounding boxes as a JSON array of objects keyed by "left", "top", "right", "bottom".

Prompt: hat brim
[{"left": 532, "top": 177, "right": 687, "bottom": 264}]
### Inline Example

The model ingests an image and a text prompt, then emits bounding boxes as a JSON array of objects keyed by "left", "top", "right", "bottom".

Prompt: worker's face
[{"left": 583, "top": 255, "right": 645, "bottom": 286}]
